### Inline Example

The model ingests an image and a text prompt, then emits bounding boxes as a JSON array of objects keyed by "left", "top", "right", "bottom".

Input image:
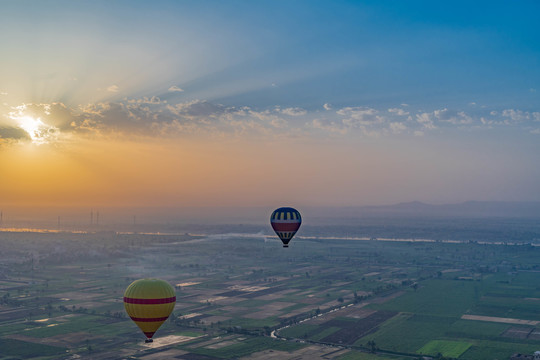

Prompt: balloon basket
[
  {"left": 145, "top": 339, "right": 153, "bottom": 343},
  {"left": 283, "top": 245, "right": 289, "bottom": 248}
]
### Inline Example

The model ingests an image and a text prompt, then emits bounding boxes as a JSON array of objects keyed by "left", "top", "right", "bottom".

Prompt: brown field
[
  {"left": 8, "top": 331, "right": 103, "bottom": 347},
  {"left": 188, "top": 335, "right": 238, "bottom": 349},
  {"left": 139, "top": 348, "right": 190, "bottom": 359},
  {"left": 462, "top": 314, "right": 540, "bottom": 325},
  {"left": 142, "top": 335, "right": 202, "bottom": 349},
  {"left": 320, "top": 310, "right": 397, "bottom": 344},
  {"left": 502, "top": 327, "right": 533, "bottom": 339},
  {"left": 52, "top": 291, "right": 106, "bottom": 301},
  {"left": 278, "top": 306, "right": 319, "bottom": 319},
  {"left": 252, "top": 289, "right": 296, "bottom": 300},
  {"left": 200, "top": 315, "right": 232, "bottom": 324},
  {"left": 242, "top": 345, "right": 351, "bottom": 360}
]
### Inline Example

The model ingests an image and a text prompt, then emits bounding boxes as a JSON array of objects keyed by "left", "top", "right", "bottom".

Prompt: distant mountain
[{"left": 304, "top": 201, "right": 540, "bottom": 220}]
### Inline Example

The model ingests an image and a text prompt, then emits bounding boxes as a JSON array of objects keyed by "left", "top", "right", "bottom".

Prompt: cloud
[
  {"left": 2, "top": 97, "right": 537, "bottom": 145},
  {"left": 279, "top": 107, "right": 307, "bottom": 116},
  {"left": 502, "top": 109, "right": 530, "bottom": 122},
  {"left": 337, "top": 107, "right": 383, "bottom": 127},
  {"left": 310, "top": 118, "right": 348, "bottom": 135},
  {"left": 388, "top": 108, "right": 409, "bottom": 116},
  {"left": 433, "top": 108, "right": 473, "bottom": 124},
  {"left": 107, "top": 85, "right": 119, "bottom": 93},
  {"left": 415, "top": 112, "right": 436, "bottom": 129},
  {"left": 530, "top": 129, "right": 540, "bottom": 134},
  {"left": 167, "top": 100, "right": 226, "bottom": 118},
  {"left": 127, "top": 96, "right": 165, "bottom": 105},
  {"left": 0, "top": 126, "right": 29, "bottom": 141},
  {"left": 168, "top": 86, "right": 184, "bottom": 92},
  {"left": 389, "top": 122, "right": 407, "bottom": 134}
]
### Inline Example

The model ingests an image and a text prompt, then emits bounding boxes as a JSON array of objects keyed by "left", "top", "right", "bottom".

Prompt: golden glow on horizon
[{"left": 0, "top": 135, "right": 390, "bottom": 208}]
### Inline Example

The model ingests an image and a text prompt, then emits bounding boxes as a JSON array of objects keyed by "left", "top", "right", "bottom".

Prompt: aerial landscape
[{"left": 1, "top": 1, "right": 540, "bottom": 359}]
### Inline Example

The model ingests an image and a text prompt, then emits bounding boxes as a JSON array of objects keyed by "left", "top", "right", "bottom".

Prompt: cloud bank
[{"left": 1, "top": 97, "right": 539, "bottom": 146}]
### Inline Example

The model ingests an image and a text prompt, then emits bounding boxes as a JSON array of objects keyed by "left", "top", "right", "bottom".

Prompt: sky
[{"left": 0, "top": 0, "right": 539, "bottom": 214}]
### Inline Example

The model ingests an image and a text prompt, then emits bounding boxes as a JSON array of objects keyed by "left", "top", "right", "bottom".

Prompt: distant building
[
  {"left": 510, "top": 351, "right": 540, "bottom": 360},
  {"left": 511, "top": 354, "right": 532, "bottom": 360}
]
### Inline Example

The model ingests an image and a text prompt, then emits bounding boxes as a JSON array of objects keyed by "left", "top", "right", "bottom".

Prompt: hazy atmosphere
[
  {"left": 2, "top": 2, "right": 540, "bottom": 360},
  {"left": 1, "top": 0, "right": 539, "bottom": 213}
]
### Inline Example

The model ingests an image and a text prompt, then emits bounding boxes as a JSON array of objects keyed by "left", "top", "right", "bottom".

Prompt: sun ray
[{"left": 8, "top": 106, "right": 59, "bottom": 145}]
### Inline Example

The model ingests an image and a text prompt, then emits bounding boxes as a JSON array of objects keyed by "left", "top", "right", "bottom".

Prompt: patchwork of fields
[{"left": 0, "top": 225, "right": 540, "bottom": 359}]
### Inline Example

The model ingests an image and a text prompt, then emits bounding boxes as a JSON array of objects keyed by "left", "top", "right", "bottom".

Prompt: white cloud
[
  {"left": 415, "top": 112, "right": 436, "bottom": 129},
  {"left": 107, "top": 85, "right": 119, "bottom": 92},
  {"left": 502, "top": 109, "right": 529, "bottom": 122},
  {"left": 323, "top": 103, "right": 332, "bottom": 111},
  {"left": 388, "top": 108, "right": 409, "bottom": 116},
  {"left": 533, "top": 112, "right": 540, "bottom": 122},
  {"left": 414, "top": 130, "right": 424, "bottom": 136},
  {"left": 167, "top": 100, "right": 225, "bottom": 118},
  {"left": 310, "top": 119, "right": 348, "bottom": 135},
  {"left": 435, "top": 109, "right": 473, "bottom": 124},
  {"left": 127, "top": 96, "right": 165, "bottom": 105},
  {"left": 168, "top": 86, "right": 184, "bottom": 92},
  {"left": 389, "top": 122, "right": 407, "bottom": 134},
  {"left": 416, "top": 108, "right": 472, "bottom": 126},
  {"left": 337, "top": 107, "right": 377, "bottom": 117},
  {"left": 530, "top": 128, "right": 540, "bottom": 134},
  {"left": 280, "top": 107, "right": 307, "bottom": 116},
  {"left": 337, "top": 107, "right": 383, "bottom": 127}
]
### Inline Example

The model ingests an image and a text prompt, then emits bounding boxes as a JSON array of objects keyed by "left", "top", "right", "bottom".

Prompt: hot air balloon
[
  {"left": 123, "top": 278, "right": 176, "bottom": 342},
  {"left": 270, "top": 207, "right": 302, "bottom": 247}
]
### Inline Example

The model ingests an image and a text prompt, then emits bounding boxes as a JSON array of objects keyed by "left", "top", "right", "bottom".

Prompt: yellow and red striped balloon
[{"left": 123, "top": 278, "right": 176, "bottom": 342}]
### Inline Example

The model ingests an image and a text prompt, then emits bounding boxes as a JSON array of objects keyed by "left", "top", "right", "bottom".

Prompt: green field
[
  {"left": 370, "top": 279, "right": 477, "bottom": 317},
  {"left": 0, "top": 338, "right": 66, "bottom": 358},
  {"left": 418, "top": 339, "right": 472, "bottom": 358}
]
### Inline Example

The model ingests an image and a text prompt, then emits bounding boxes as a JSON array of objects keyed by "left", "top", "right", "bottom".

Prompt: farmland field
[
  {"left": 417, "top": 340, "right": 472, "bottom": 358},
  {"left": 0, "top": 216, "right": 539, "bottom": 359}
]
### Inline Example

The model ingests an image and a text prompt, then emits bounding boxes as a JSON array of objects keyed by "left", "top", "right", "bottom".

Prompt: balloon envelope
[
  {"left": 270, "top": 207, "right": 302, "bottom": 247},
  {"left": 123, "top": 278, "right": 176, "bottom": 341}
]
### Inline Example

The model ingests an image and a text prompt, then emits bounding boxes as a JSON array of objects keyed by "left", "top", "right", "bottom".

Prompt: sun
[{"left": 16, "top": 116, "right": 58, "bottom": 145}]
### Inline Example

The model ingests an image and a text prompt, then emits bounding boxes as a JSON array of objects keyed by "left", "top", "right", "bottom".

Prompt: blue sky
[{"left": 0, "top": 1, "right": 539, "bottom": 208}]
